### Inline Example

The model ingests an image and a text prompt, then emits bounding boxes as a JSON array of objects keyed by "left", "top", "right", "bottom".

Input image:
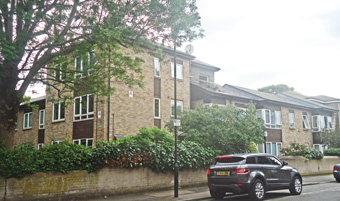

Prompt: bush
[
  {"left": 305, "top": 148, "right": 323, "bottom": 160},
  {"left": 324, "top": 148, "right": 340, "bottom": 156},
  {"left": 281, "top": 142, "right": 307, "bottom": 156}
]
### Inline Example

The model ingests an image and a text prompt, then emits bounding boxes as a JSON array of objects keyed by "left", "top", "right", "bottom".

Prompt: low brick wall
[
  {"left": 1, "top": 167, "right": 207, "bottom": 201},
  {"left": 1, "top": 156, "right": 340, "bottom": 201},
  {"left": 279, "top": 156, "right": 340, "bottom": 175}
]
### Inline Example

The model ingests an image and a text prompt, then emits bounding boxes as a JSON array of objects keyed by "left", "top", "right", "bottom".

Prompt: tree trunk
[{"left": 0, "top": 62, "right": 22, "bottom": 148}]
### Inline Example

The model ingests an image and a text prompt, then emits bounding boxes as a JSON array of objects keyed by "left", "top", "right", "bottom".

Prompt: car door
[
  {"left": 267, "top": 156, "right": 291, "bottom": 186},
  {"left": 256, "top": 156, "right": 276, "bottom": 187}
]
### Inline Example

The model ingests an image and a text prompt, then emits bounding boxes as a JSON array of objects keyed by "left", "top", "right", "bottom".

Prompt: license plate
[{"left": 216, "top": 171, "right": 230, "bottom": 176}]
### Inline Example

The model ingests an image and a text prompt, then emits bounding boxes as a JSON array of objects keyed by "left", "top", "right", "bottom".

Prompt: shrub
[
  {"left": 305, "top": 148, "right": 323, "bottom": 160},
  {"left": 281, "top": 142, "right": 307, "bottom": 156},
  {"left": 324, "top": 148, "right": 340, "bottom": 156}
]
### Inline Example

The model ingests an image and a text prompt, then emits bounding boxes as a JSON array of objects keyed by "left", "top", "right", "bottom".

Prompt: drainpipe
[{"left": 107, "top": 60, "right": 111, "bottom": 142}]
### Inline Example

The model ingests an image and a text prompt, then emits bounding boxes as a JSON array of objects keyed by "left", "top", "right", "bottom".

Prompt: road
[{"left": 207, "top": 181, "right": 340, "bottom": 201}]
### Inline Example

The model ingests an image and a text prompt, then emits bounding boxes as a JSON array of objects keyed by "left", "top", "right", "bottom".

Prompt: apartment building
[{"left": 10, "top": 47, "right": 196, "bottom": 149}]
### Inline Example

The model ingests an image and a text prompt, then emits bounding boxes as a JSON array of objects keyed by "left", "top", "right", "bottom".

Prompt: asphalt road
[{"left": 207, "top": 181, "right": 340, "bottom": 201}]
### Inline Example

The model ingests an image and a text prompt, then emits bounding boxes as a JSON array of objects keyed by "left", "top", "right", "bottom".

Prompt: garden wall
[{"left": 1, "top": 156, "right": 339, "bottom": 201}]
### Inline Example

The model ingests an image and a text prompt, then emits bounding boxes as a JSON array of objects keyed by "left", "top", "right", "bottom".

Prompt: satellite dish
[{"left": 185, "top": 44, "right": 194, "bottom": 55}]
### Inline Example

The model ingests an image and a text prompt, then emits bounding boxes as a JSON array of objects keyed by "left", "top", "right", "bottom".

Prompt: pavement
[{"left": 88, "top": 174, "right": 335, "bottom": 201}]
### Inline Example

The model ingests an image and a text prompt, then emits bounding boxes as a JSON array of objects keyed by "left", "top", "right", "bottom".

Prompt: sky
[{"left": 180, "top": 0, "right": 340, "bottom": 98}]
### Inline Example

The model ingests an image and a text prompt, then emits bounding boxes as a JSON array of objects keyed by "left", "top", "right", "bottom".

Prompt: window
[
  {"left": 75, "top": 51, "right": 95, "bottom": 78},
  {"left": 154, "top": 98, "right": 160, "bottom": 118},
  {"left": 53, "top": 101, "right": 65, "bottom": 121},
  {"left": 302, "top": 115, "right": 310, "bottom": 129},
  {"left": 313, "top": 144, "right": 328, "bottom": 153},
  {"left": 246, "top": 157, "right": 256, "bottom": 164},
  {"left": 268, "top": 156, "right": 282, "bottom": 166},
  {"left": 38, "top": 143, "right": 44, "bottom": 150},
  {"left": 171, "top": 62, "right": 183, "bottom": 79},
  {"left": 39, "top": 110, "right": 45, "bottom": 129},
  {"left": 52, "top": 139, "right": 63, "bottom": 144},
  {"left": 54, "top": 63, "right": 67, "bottom": 81},
  {"left": 154, "top": 57, "right": 160, "bottom": 77},
  {"left": 171, "top": 100, "right": 183, "bottom": 116},
  {"left": 74, "top": 94, "right": 94, "bottom": 121},
  {"left": 258, "top": 142, "right": 282, "bottom": 156},
  {"left": 23, "top": 112, "right": 33, "bottom": 129},
  {"left": 257, "top": 156, "right": 271, "bottom": 164},
  {"left": 312, "top": 115, "right": 333, "bottom": 132},
  {"left": 257, "top": 109, "right": 282, "bottom": 129},
  {"left": 199, "top": 75, "right": 209, "bottom": 82},
  {"left": 73, "top": 138, "right": 93, "bottom": 147},
  {"left": 289, "top": 112, "right": 295, "bottom": 128}
]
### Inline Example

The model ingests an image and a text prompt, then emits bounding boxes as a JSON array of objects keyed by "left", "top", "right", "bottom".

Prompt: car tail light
[
  {"left": 207, "top": 169, "right": 211, "bottom": 175},
  {"left": 237, "top": 168, "right": 249, "bottom": 174},
  {"left": 237, "top": 183, "right": 244, "bottom": 186},
  {"left": 334, "top": 166, "right": 340, "bottom": 171},
  {"left": 219, "top": 156, "right": 232, "bottom": 159}
]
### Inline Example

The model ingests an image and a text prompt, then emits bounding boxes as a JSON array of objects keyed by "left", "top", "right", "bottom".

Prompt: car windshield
[{"left": 215, "top": 156, "right": 245, "bottom": 165}]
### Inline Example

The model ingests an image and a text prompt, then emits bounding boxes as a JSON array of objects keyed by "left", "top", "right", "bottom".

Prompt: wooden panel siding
[{"left": 73, "top": 120, "right": 94, "bottom": 139}]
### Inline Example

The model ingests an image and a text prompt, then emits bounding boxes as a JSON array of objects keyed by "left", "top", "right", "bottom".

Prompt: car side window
[
  {"left": 257, "top": 156, "right": 271, "bottom": 164},
  {"left": 246, "top": 157, "right": 256, "bottom": 164},
  {"left": 268, "top": 156, "right": 282, "bottom": 166}
]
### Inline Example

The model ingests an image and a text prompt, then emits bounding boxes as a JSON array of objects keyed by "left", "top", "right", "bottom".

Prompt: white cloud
[{"left": 182, "top": 0, "right": 340, "bottom": 98}]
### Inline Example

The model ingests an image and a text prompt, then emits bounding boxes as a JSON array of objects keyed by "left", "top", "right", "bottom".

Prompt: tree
[
  {"left": 258, "top": 84, "right": 295, "bottom": 94},
  {"left": 321, "top": 129, "right": 340, "bottom": 148},
  {"left": 0, "top": 0, "right": 203, "bottom": 135},
  {"left": 166, "top": 104, "right": 265, "bottom": 154}
]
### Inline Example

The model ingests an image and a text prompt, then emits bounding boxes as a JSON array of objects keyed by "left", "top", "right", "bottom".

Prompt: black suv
[{"left": 208, "top": 153, "right": 302, "bottom": 200}]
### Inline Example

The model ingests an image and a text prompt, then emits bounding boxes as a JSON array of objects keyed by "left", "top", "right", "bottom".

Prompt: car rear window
[{"left": 215, "top": 156, "right": 245, "bottom": 164}]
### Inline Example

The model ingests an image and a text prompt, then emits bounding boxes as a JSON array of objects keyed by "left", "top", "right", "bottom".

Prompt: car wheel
[
  {"left": 209, "top": 189, "right": 225, "bottom": 200},
  {"left": 248, "top": 179, "right": 265, "bottom": 201},
  {"left": 336, "top": 178, "right": 340, "bottom": 183},
  {"left": 289, "top": 176, "right": 302, "bottom": 195}
]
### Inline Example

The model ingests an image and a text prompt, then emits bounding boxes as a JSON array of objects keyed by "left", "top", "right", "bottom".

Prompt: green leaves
[
  {"left": 0, "top": 127, "right": 217, "bottom": 178},
  {"left": 166, "top": 104, "right": 264, "bottom": 155}
]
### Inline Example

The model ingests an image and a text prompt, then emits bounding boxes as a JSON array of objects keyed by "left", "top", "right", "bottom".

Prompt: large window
[
  {"left": 154, "top": 57, "right": 160, "bottom": 77},
  {"left": 258, "top": 142, "right": 282, "bottom": 156},
  {"left": 39, "top": 110, "right": 45, "bottom": 129},
  {"left": 302, "top": 114, "right": 310, "bottom": 129},
  {"left": 171, "top": 100, "right": 183, "bottom": 117},
  {"left": 73, "top": 138, "right": 93, "bottom": 147},
  {"left": 54, "top": 63, "right": 67, "bottom": 81},
  {"left": 257, "top": 109, "right": 282, "bottom": 129},
  {"left": 23, "top": 112, "right": 33, "bottom": 129},
  {"left": 171, "top": 62, "right": 183, "bottom": 79},
  {"left": 53, "top": 101, "right": 65, "bottom": 121},
  {"left": 312, "top": 115, "right": 333, "bottom": 132},
  {"left": 289, "top": 112, "right": 295, "bottom": 128},
  {"left": 75, "top": 51, "right": 95, "bottom": 78},
  {"left": 74, "top": 94, "right": 94, "bottom": 121},
  {"left": 154, "top": 98, "right": 160, "bottom": 118}
]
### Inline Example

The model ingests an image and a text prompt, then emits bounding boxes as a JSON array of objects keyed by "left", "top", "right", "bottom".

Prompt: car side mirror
[{"left": 282, "top": 161, "right": 288, "bottom": 167}]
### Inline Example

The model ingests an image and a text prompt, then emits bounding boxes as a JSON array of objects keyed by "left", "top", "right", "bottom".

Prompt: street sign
[{"left": 174, "top": 119, "right": 181, "bottom": 127}]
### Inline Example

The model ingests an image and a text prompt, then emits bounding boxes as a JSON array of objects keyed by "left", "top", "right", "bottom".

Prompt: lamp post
[
  {"left": 173, "top": 38, "right": 179, "bottom": 198},
  {"left": 264, "top": 131, "right": 268, "bottom": 153}
]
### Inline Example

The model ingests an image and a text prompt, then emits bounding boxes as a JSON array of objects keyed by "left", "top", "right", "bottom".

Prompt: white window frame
[
  {"left": 74, "top": 94, "right": 94, "bottom": 121},
  {"left": 154, "top": 98, "right": 161, "bottom": 119},
  {"left": 199, "top": 75, "right": 209, "bottom": 82},
  {"left": 52, "top": 139, "right": 63, "bottom": 144},
  {"left": 53, "top": 101, "right": 65, "bottom": 122},
  {"left": 23, "top": 112, "right": 33, "bottom": 129},
  {"left": 154, "top": 57, "right": 160, "bottom": 77},
  {"left": 171, "top": 100, "right": 183, "bottom": 117},
  {"left": 289, "top": 112, "right": 295, "bottom": 128},
  {"left": 312, "top": 115, "right": 334, "bottom": 132},
  {"left": 39, "top": 109, "right": 45, "bottom": 129},
  {"left": 302, "top": 115, "right": 310, "bottom": 129},
  {"left": 73, "top": 138, "right": 93, "bottom": 147},
  {"left": 171, "top": 62, "right": 183, "bottom": 80},
  {"left": 75, "top": 52, "right": 95, "bottom": 78},
  {"left": 258, "top": 142, "right": 282, "bottom": 156},
  {"left": 38, "top": 143, "right": 44, "bottom": 150},
  {"left": 257, "top": 109, "right": 282, "bottom": 129}
]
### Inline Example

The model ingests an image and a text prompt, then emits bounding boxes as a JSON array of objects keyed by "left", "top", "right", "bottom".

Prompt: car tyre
[
  {"left": 210, "top": 189, "right": 225, "bottom": 200},
  {"left": 289, "top": 176, "right": 302, "bottom": 195},
  {"left": 248, "top": 179, "right": 265, "bottom": 201},
  {"left": 336, "top": 178, "right": 340, "bottom": 183}
]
